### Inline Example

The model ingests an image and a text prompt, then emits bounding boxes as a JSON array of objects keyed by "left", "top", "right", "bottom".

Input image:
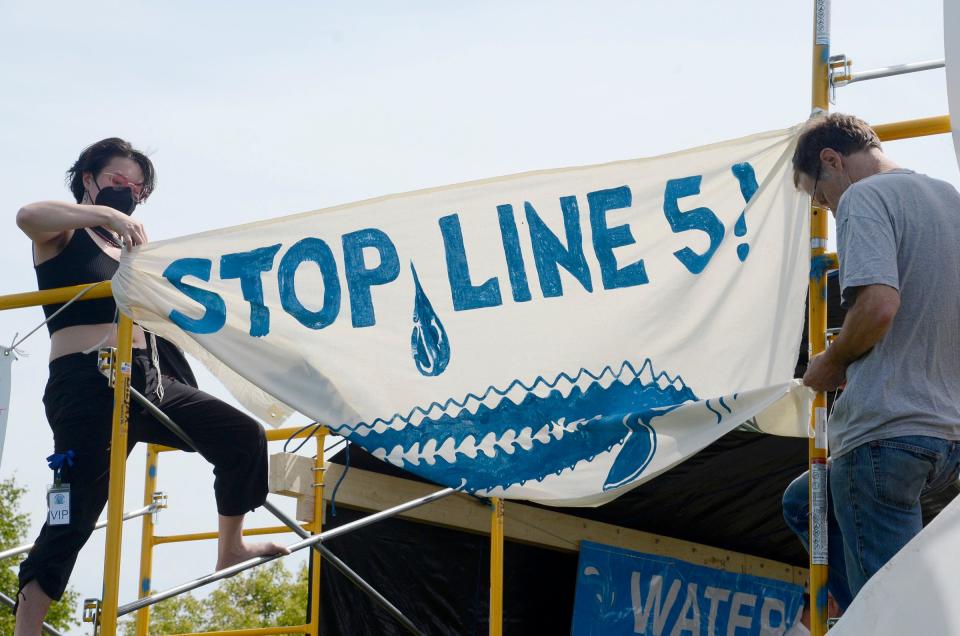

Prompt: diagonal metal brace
[
  {"left": 117, "top": 485, "right": 457, "bottom": 617},
  {"left": 263, "top": 499, "right": 425, "bottom": 636}
]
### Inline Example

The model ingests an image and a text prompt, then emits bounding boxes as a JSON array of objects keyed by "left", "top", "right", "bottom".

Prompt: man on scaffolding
[{"left": 783, "top": 112, "right": 960, "bottom": 609}]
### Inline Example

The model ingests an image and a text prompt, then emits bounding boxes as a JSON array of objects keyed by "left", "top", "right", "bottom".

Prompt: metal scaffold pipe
[
  {"left": 262, "top": 500, "right": 426, "bottom": 636},
  {"left": 0, "top": 504, "right": 157, "bottom": 562},
  {"left": 117, "top": 485, "right": 458, "bottom": 617},
  {"left": 835, "top": 58, "right": 945, "bottom": 86}
]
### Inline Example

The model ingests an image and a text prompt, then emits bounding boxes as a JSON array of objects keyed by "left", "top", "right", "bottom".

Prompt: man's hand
[
  {"left": 803, "top": 351, "right": 846, "bottom": 392},
  {"left": 803, "top": 283, "right": 899, "bottom": 393}
]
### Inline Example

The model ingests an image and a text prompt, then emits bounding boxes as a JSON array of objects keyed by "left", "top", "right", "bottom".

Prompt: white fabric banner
[
  {"left": 114, "top": 126, "right": 810, "bottom": 506},
  {"left": 0, "top": 347, "right": 15, "bottom": 471},
  {"left": 946, "top": 0, "right": 960, "bottom": 170},
  {"left": 829, "top": 495, "right": 960, "bottom": 635}
]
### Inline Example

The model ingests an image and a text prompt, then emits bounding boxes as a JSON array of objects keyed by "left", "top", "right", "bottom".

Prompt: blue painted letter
[
  {"left": 731, "top": 162, "right": 759, "bottom": 262},
  {"left": 662, "top": 175, "right": 725, "bottom": 274},
  {"left": 220, "top": 244, "right": 281, "bottom": 337},
  {"left": 439, "top": 214, "right": 502, "bottom": 311},
  {"left": 588, "top": 186, "right": 648, "bottom": 289},
  {"left": 525, "top": 198, "right": 593, "bottom": 297},
  {"left": 342, "top": 228, "right": 400, "bottom": 328},
  {"left": 163, "top": 258, "right": 226, "bottom": 334},
  {"left": 278, "top": 238, "right": 341, "bottom": 329},
  {"left": 496, "top": 204, "right": 531, "bottom": 302}
]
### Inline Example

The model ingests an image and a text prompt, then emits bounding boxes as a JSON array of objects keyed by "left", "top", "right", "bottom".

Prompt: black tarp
[{"left": 320, "top": 504, "right": 578, "bottom": 636}]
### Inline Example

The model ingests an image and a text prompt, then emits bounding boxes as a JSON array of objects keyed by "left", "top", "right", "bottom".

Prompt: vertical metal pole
[
  {"left": 809, "top": 1, "right": 831, "bottom": 634},
  {"left": 489, "top": 497, "right": 504, "bottom": 636},
  {"left": 308, "top": 433, "right": 325, "bottom": 636},
  {"left": 100, "top": 314, "right": 135, "bottom": 635},
  {"left": 135, "top": 444, "right": 159, "bottom": 636}
]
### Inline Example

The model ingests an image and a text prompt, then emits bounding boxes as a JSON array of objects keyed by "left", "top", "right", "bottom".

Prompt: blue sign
[{"left": 572, "top": 541, "right": 804, "bottom": 635}]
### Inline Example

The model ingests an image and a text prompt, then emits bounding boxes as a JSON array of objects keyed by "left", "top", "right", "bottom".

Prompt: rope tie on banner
[
  {"left": 2, "top": 335, "right": 26, "bottom": 359},
  {"left": 149, "top": 331, "right": 164, "bottom": 402},
  {"left": 81, "top": 308, "right": 119, "bottom": 355},
  {"left": 329, "top": 441, "right": 351, "bottom": 518},
  {"left": 283, "top": 421, "right": 324, "bottom": 454},
  {"left": 9, "top": 281, "right": 108, "bottom": 352}
]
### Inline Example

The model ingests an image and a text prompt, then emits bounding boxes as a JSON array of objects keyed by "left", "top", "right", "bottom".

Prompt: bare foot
[{"left": 216, "top": 540, "right": 290, "bottom": 570}]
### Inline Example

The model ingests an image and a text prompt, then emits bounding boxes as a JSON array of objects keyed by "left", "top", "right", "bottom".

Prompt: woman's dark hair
[
  {"left": 66, "top": 137, "right": 156, "bottom": 203},
  {"left": 792, "top": 113, "right": 882, "bottom": 186}
]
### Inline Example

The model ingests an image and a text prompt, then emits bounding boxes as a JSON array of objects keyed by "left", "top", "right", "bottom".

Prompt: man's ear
[{"left": 819, "top": 148, "right": 843, "bottom": 171}]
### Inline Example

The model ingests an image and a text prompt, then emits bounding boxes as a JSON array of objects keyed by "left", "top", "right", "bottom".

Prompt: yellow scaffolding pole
[
  {"left": 808, "top": 2, "right": 830, "bottom": 635},
  {"left": 170, "top": 626, "right": 310, "bottom": 636},
  {"left": 874, "top": 115, "right": 950, "bottom": 142},
  {"left": 135, "top": 444, "right": 160, "bottom": 636},
  {"left": 100, "top": 313, "right": 135, "bottom": 634},
  {"left": 307, "top": 433, "right": 326, "bottom": 635},
  {"left": 153, "top": 525, "right": 310, "bottom": 545},
  {"left": 489, "top": 497, "right": 504, "bottom": 636},
  {"left": 152, "top": 426, "right": 322, "bottom": 450},
  {"left": 0, "top": 280, "right": 112, "bottom": 311}
]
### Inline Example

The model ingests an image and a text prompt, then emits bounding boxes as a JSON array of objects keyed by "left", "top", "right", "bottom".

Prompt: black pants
[{"left": 18, "top": 350, "right": 268, "bottom": 601}]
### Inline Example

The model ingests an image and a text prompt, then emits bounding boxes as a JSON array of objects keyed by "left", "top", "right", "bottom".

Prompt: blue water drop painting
[{"left": 411, "top": 262, "right": 451, "bottom": 376}]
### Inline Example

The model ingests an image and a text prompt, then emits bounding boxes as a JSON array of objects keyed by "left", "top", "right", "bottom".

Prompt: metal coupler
[
  {"left": 152, "top": 491, "right": 169, "bottom": 524},
  {"left": 97, "top": 347, "right": 116, "bottom": 387},
  {"left": 82, "top": 597, "right": 101, "bottom": 634}
]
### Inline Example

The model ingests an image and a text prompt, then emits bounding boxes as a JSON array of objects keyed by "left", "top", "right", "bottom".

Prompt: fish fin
[{"left": 602, "top": 415, "right": 657, "bottom": 491}]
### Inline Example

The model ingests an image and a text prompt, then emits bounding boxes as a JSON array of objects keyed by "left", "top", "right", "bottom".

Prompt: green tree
[
  {"left": 121, "top": 561, "right": 310, "bottom": 635},
  {"left": 0, "top": 477, "right": 80, "bottom": 633},
  {"left": 205, "top": 561, "right": 308, "bottom": 631},
  {"left": 122, "top": 593, "right": 205, "bottom": 635}
]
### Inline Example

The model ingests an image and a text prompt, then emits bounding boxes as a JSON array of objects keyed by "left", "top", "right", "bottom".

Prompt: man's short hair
[{"left": 792, "top": 113, "right": 882, "bottom": 186}]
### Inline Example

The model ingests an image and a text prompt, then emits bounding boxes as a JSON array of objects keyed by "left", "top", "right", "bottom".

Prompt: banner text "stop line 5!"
[{"left": 163, "top": 166, "right": 758, "bottom": 337}]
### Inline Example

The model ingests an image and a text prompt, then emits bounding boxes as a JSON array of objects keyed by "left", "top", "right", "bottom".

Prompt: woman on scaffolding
[{"left": 12, "top": 138, "right": 288, "bottom": 636}]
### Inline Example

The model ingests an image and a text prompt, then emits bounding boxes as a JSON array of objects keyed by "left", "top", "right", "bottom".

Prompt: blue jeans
[{"left": 782, "top": 435, "right": 960, "bottom": 609}]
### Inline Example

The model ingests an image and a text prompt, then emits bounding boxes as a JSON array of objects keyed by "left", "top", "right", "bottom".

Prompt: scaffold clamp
[
  {"left": 96, "top": 347, "right": 116, "bottom": 387},
  {"left": 152, "top": 491, "right": 168, "bottom": 523},
  {"left": 82, "top": 597, "right": 101, "bottom": 634},
  {"left": 828, "top": 54, "right": 852, "bottom": 102}
]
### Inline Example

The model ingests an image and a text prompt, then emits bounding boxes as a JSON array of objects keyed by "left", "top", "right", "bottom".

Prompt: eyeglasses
[
  {"left": 810, "top": 163, "right": 828, "bottom": 209},
  {"left": 99, "top": 171, "right": 149, "bottom": 201}
]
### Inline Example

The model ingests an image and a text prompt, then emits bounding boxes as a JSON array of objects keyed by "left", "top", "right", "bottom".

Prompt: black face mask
[{"left": 91, "top": 181, "right": 137, "bottom": 215}]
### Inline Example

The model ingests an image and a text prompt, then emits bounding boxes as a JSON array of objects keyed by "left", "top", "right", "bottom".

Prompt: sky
[{"left": 0, "top": 1, "right": 957, "bottom": 632}]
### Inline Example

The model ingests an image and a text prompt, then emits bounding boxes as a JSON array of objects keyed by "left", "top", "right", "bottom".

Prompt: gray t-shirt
[{"left": 829, "top": 169, "right": 960, "bottom": 457}]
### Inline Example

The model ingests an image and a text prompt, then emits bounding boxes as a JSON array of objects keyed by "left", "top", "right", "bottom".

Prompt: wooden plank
[
  {"left": 296, "top": 495, "right": 318, "bottom": 524},
  {"left": 322, "top": 463, "right": 809, "bottom": 590},
  {"left": 269, "top": 453, "right": 315, "bottom": 498},
  {"left": 269, "top": 453, "right": 322, "bottom": 523}
]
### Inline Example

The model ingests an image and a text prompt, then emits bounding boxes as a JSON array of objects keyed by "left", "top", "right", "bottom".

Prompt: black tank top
[{"left": 34, "top": 229, "right": 120, "bottom": 334}]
